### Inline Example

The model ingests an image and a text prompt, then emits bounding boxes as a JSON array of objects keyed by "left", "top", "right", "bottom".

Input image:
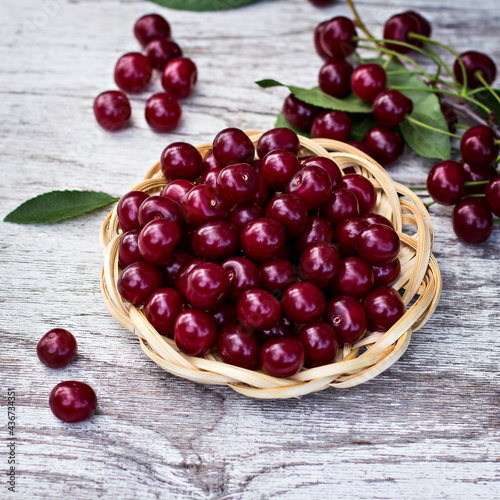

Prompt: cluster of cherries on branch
[
  {"left": 116, "top": 127, "right": 406, "bottom": 378},
  {"left": 94, "top": 13, "right": 197, "bottom": 133}
]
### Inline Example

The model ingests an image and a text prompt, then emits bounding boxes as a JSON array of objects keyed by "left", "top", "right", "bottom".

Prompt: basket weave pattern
[{"left": 100, "top": 132, "right": 442, "bottom": 399}]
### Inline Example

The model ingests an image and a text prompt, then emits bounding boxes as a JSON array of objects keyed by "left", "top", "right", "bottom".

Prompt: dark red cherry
[
  {"left": 216, "top": 163, "right": 260, "bottom": 204},
  {"left": 174, "top": 309, "right": 217, "bottom": 356},
  {"left": 485, "top": 175, "right": 500, "bottom": 217},
  {"left": 383, "top": 13, "right": 420, "bottom": 54},
  {"left": 260, "top": 149, "right": 301, "bottom": 192},
  {"left": 226, "top": 202, "right": 265, "bottom": 231},
  {"left": 117, "top": 261, "right": 163, "bottom": 305},
  {"left": 319, "top": 16, "right": 358, "bottom": 59},
  {"left": 161, "top": 179, "right": 195, "bottom": 206},
  {"left": 298, "top": 322, "right": 338, "bottom": 368},
  {"left": 145, "top": 288, "right": 184, "bottom": 336},
  {"left": 372, "top": 258, "right": 401, "bottom": 287},
  {"left": 426, "top": 160, "right": 465, "bottom": 206},
  {"left": 260, "top": 338, "right": 305, "bottom": 378},
  {"left": 293, "top": 216, "right": 334, "bottom": 253},
  {"left": 201, "top": 150, "right": 221, "bottom": 173},
  {"left": 222, "top": 257, "right": 262, "bottom": 301},
  {"left": 282, "top": 282, "right": 326, "bottom": 323},
  {"left": 452, "top": 198, "right": 494, "bottom": 243},
  {"left": 373, "top": 89, "right": 413, "bottom": 128},
  {"left": 460, "top": 125, "right": 499, "bottom": 170},
  {"left": 257, "top": 128, "right": 300, "bottom": 158},
  {"left": 145, "top": 38, "right": 182, "bottom": 71},
  {"left": 237, "top": 289, "right": 281, "bottom": 330},
  {"left": 217, "top": 324, "right": 260, "bottom": 369},
  {"left": 351, "top": 64, "right": 387, "bottom": 102},
  {"left": 49, "top": 381, "right": 97, "bottom": 423},
  {"left": 37, "top": 329, "right": 77, "bottom": 368},
  {"left": 341, "top": 173, "right": 377, "bottom": 215},
  {"left": 181, "top": 185, "right": 229, "bottom": 227},
  {"left": 212, "top": 128, "right": 255, "bottom": 167},
  {"left": 174, "top": 258, "right": 205, "bottom": 297},
  {"left": 212, "top": 300, "right": 238, "bottom": 330},
  {"left": 363, "top": 126, "right": 404, "bottom": 165},
  {"left": 282, "top": 94, "right": 318, "bottom": 132},
  {"left": 259, "top": 258, "right": 296, "bottom": 294},
  {"left": 314, "top": 20, "right": 331, "bottom": 60},
  {"left": 138, "top": 195, "right": 184, "bottom": 228},
  {"left": 362, "top": 286, "right": 406, "bottom": 332},
  {"left": 145, "top": 93, "right": 182, "bottom": 133},
  {"left": 320, "top": 188, "right": 359, "bottom": 227},
  {"left": 119, "top": 229, "right": 143, "bottom": 268},
  {"left": 287, "top": 166, "right": 333, "bottom": 211},
  {"left": 256, "top": 316, "right": 294, "bottom": 344},
  {"left": 240, "top": 218, "right": 286, "bottom": 262},
  {"left": 160, "top": 250, "right": 193, "bottom": 288},
  {"left": 114, "top": 52, "right": 153, "bottom": 93},
  {"left": 318, "top": 58, "right": 353, "bottom": 98},
  {"left": 185, "top": 262, "right": 229, "bottom": 310},
  {"left": 266, "top": 194, "right": 308, "bottom": 238},
  {"left": 331, "top": 256, "right": 374, "bottom": 299},
  {"left": 160, "top": 142, "right": 203, "bottom": 182},
  {"left": 93, "top": 91, "right": 131, "bottom": 131},
  {"left": 356, "top": 223, "right": 400, "bottom": 265},
  {"left": 404, "top": 10, "right": 431, "bottom": 39},
  {"left": 335, "top": 216, "right": 370, "bottom": 257},
  {"left": 462, "top": 162, "right": 497, "bottom": 195},
  {"left": 325, "top": 296, "right": 368, "bottom": 344},
  {"left": 299, "top": 242, "right": 342, "bottom": 288},
  {"left": 440, "top": 103, "right": 458, "bottom": 133},
  {"left": 138, "top": 218, "right": 180, "bottom": 265},
  {"left": 311, "top": 110, "right": 352, "bottom": 142},
  {"left": 134, "top": 14, "right": 171, "bottom": 47},
  {"left": 201, "top": 166, "right": 222, "bottom": 191},
  {"left": 453, "top": 51, "right": 497, "bottom": 89},
  {"left": 161, "top": 57, "right": 197, "bottom": 99},
  {"left": 301, "top": 156, "right": 343, "bottom": 190},
  {"left": 192, "top": 220, "right": 239, "bottom": 261},
  {"left": 117, "top": 191, "right": 149, "bottom": 231},
  {"left": 364, "top": 213, "right": 394, "bottom": 228}
]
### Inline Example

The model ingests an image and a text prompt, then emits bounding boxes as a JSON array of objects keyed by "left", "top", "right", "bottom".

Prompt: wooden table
[{"left": 1, "top": 0, "right": 499, "bottom": 498}]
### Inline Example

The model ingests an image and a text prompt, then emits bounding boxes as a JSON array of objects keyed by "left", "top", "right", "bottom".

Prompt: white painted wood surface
[{"left": 1, "top": 0, "right": 499, "bottom": 498}]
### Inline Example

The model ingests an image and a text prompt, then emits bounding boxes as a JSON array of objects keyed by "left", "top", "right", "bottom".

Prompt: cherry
[
  {"left": 364, "top": 213, "right": 394, "bottom": 228},
  {"left": 462, "top": 162, "right": 497, "bottom": 195},
  {"left": 373, "top": 90, "right": 413, "bottom": 128},
  {"left": 174, "top": 309, "right": 217, "bottom": 356},
  {"left": 145, "top": 38, "right": 182, "bottom": 71},
  {"left": 351, "top": 63, "right": 387, "bottom": 102},
  {"left": 37, "top": 329, "right": 77, "bottom": 368},
  {"left": 325, "top": 296, "right": 368, "bottom": 344},
  {"left": 185, "top": 262, "right": 230, "bottom": 310},
  {"left": 257, "top": 128, "right": 300, "bottom": 158},
  {"left": 452, "top": 198, "right": 494, "bottom": 244},
  {"left": 299, "top": 242, "right": 342, "bottom": 288},
  {"left": 298, "top": 322, "right": 338, "bottom": 368},
  {"left": 93, "top": 91, "right": 131, "bottom": 131},
  {"left": 259, "top": 258, "right": 296, "bottom": 294},
  {"left": 182, "top": 185, "right": 229, "bottom": 227},
  {"left": 282, "top": 94, "right": 318, "bottom": 132},
  {"left": 282, "top": 282, "right": 326, "bottom": 323},
  {"left": 318, "top": 58, "right": 353, "bottom": 98},
  {"left": 331, "top": 256, "right": 374, "bottom": 299},
  {"left": 237, "top": 288, "right": 281, "bottom": 330},
  {"left": 486, "top": 176, "right": 500, "bottom": 217},
  {"left": 134, "top": 14, "right": 171, "bottom": 47},
  {"left": 213, "top": 128, "right": 255, "bottom": 167},
  {"left": 260, "top": 338, "right": 305, "bottom": 378},
  {"left": 145, "top": 288, "right": 184, "bottom": 336},
  {"left": 138, "top": 195, "right": 184, "bottom": 228},
  {"left": 383, "top": 12, "right": 419, "bottom": 54},
  {"left": 426, "top": 160, "right": 465, "bottom": 206},
  {"left": 334, "top": 216, "right": 369, "bottom": 257},
  {"left": 301, "top": 156, "right": 343, "bottom": 190},
  {"left": 440, "top": 103, "right": 458, "bottom": 133},
  {"left": 260, "top": 149, "right": 301, "bottom": 192},
  {"left": 212, "top": 301, "right": 238, "bottom": 330},
  {"left": 117, "top": 191, "right": 149, "bottom": 232},
  {"left": 161, "top": 179, "right": 195, "bottom": 206},
  {"left": 138, "top": 218, "right": 180, "bottom": 265},
  {"left": 311, "top": 110, "right": 352, "bottom": 142},
  {"left": 460, "top": 125, "right": 499, "bottom": 170},
  {"left": 404, "top": 10, "right": 431, "bottom": 40},
  {"left": 114, "top": 52, "right": 153, "bottom": 93},
  {"left": 161, "top": 250, "right": 193, "bottom": 288},
  {"left": 118, "top": 261, "right": 163, "bottom": 305},
  {"left": 362, "top": 286, "right": 406, "bottom": 332},
  {"left": 240, "top": 218, "right": 285, "bottom": 262},
  {"left": 160, "top": 142, "right": 203, "bottom": 182},
  {"left": 293, "top": 216, "right": 334, "bottom": 253},
  {"left": 372, "top": 258, "right": 401, "bottom": 287},
  {"left": 341, "top": 173, "right": 376, "bottom": 215},
  {"left": 314, "top": 20, "right": 331, "bottom": 60},
  {"left": 145, "top": 93, "right": 182, "bottom": 133},
  {"left": 49, "top": 381, "right": 97, "bottom": 423},
  {"left": 319, "top": 16, "right": 358, "bottom": 59},
  {"left": 217, "top": 324, "right": 260, "bottom": 369},
  {"left": 222, "top": 257, "right": 262, "bottom": 301},
  {"left": 266, "top": 194, "right": 308, "bottom": 238},
  {"left": 287, "top": 165, "right": 333, "bottom": 211},
  {"left": 348, "top": 140, "right": 378, "bottom": 160},
  {"left": 174, "top": 258, "right": 205, "bottom": 297},
  {"left": 356, "top": 223, "right": 400, "bottom": 265},
  {"left": 201, "top": 151, "right": 221, "bottom": 173},
  {"left": 256, "top": 316, "right": 294, "bottom": 344},
  {"left": 453, "top": 51, "right": 497, "bottom": 89},
  {"left": 320, "top": 188, "right": 359, "bottom": 227},
  {"left": 363, "top": 126, "right": 404, "bottom": 165},
  {"left": 119, "top": 230, "right": 143, "bottom": 268},
  {"left": 226, "top": 202, "right": 265, "bottom": 231},
  {"left": 161, "top": 57, "right": 197, "bottom": 99},
  {"left": 216, "top": 163, "right": 260, "bottom": 204},
  {"left": 192, "top": 221, "right": 239, "bottom": 261},
  {"left": 202, "top": 166, "right": 222, "bottom": 191}
]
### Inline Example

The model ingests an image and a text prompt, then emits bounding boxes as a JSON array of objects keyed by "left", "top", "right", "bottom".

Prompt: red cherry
[
  {"left": 37, "top": 329, "right": 78, "bottom": 368},
  {"left": 237, "top": 289, "right": 281, "bottom": 330},
  {"left": 49, "top": 381, "right": 97, "bottom": 423},
  {"left": 298, "top": 322, "right": 338, "bottom": 368},
  {"left": 145, "top": 288, "right": 184, "bottom": 336},
  {"left": 174, "top": 309, "right": 217, "bottom": 356},
  {"left": 217, "top": 324, "right": 260, "bottom": 369},
  {"left": 260, "top": 338, "right": 305, "bottom": 378},
  {"left": 325, "top": 296, "right": 368, "bottom": 344},
  {"left": 362, "top": 286, "right": 406, "bottom": 332}
]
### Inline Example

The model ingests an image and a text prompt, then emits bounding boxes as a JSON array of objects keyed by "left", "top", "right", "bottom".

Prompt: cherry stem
[
  {"left": 455, "top": 123, "right": 469, "bottom": 130},
  {"left": 494, "top": 220, "right": 500, "bottom": 225},
  {"left": 346, "top": 0, "right": 383, "bottom": 49},
  {"left": 425, "top": 200, "right": 436, "bottom": 208},
  {"left": 405, "top": 115, "right": 462, "bottom": 139},
  {"left": 465, "top": 193, "right": 485, "bottom": 198},
  {"left": 420, "top": 39, "right": 455, "bottom": 84},
  {"left": 465, "top": 180, "right": 489, "bottom": 187},
  {"left": 475, "top": 71, "right": 500, "bottom": 107},
  {"left": 409, "top": 186, "right": 427, "bottom": 191}
]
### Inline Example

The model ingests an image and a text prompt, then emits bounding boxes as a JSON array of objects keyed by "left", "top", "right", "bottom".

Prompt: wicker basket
[{"left": 99, "top": 132, "right": 442, "bottom": 399}]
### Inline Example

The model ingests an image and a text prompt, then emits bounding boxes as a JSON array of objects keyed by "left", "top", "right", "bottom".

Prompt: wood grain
[{"left": 1, "top": 0, "right": 499, "bottom": 498}]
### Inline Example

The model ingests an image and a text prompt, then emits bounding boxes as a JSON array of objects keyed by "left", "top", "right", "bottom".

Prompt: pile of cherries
[
  {"left": 93, "top": 13, "right": 197, "bottom": 133},
  {"left": 116, "top": 127, "right": 406, "bottom": 379}
]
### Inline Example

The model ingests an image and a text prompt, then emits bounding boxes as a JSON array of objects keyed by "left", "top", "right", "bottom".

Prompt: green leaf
[
  {"left": 256, "top": 80, "right": 372, "bottom": 113},
  {"left": 350, "top": 114, "right": 378, "bottom": 139},
  {"left": 274, "top": 112, "right": 311, "bottom": 138},
  {"left": 4, "top": 190, "right": 119, "bottom": 224},
  {"left": 146, "top": 0, "right": 264, "bottom": 11},
  {"left": 471, "top": 88, "right": 500, "bottom": 123}
]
